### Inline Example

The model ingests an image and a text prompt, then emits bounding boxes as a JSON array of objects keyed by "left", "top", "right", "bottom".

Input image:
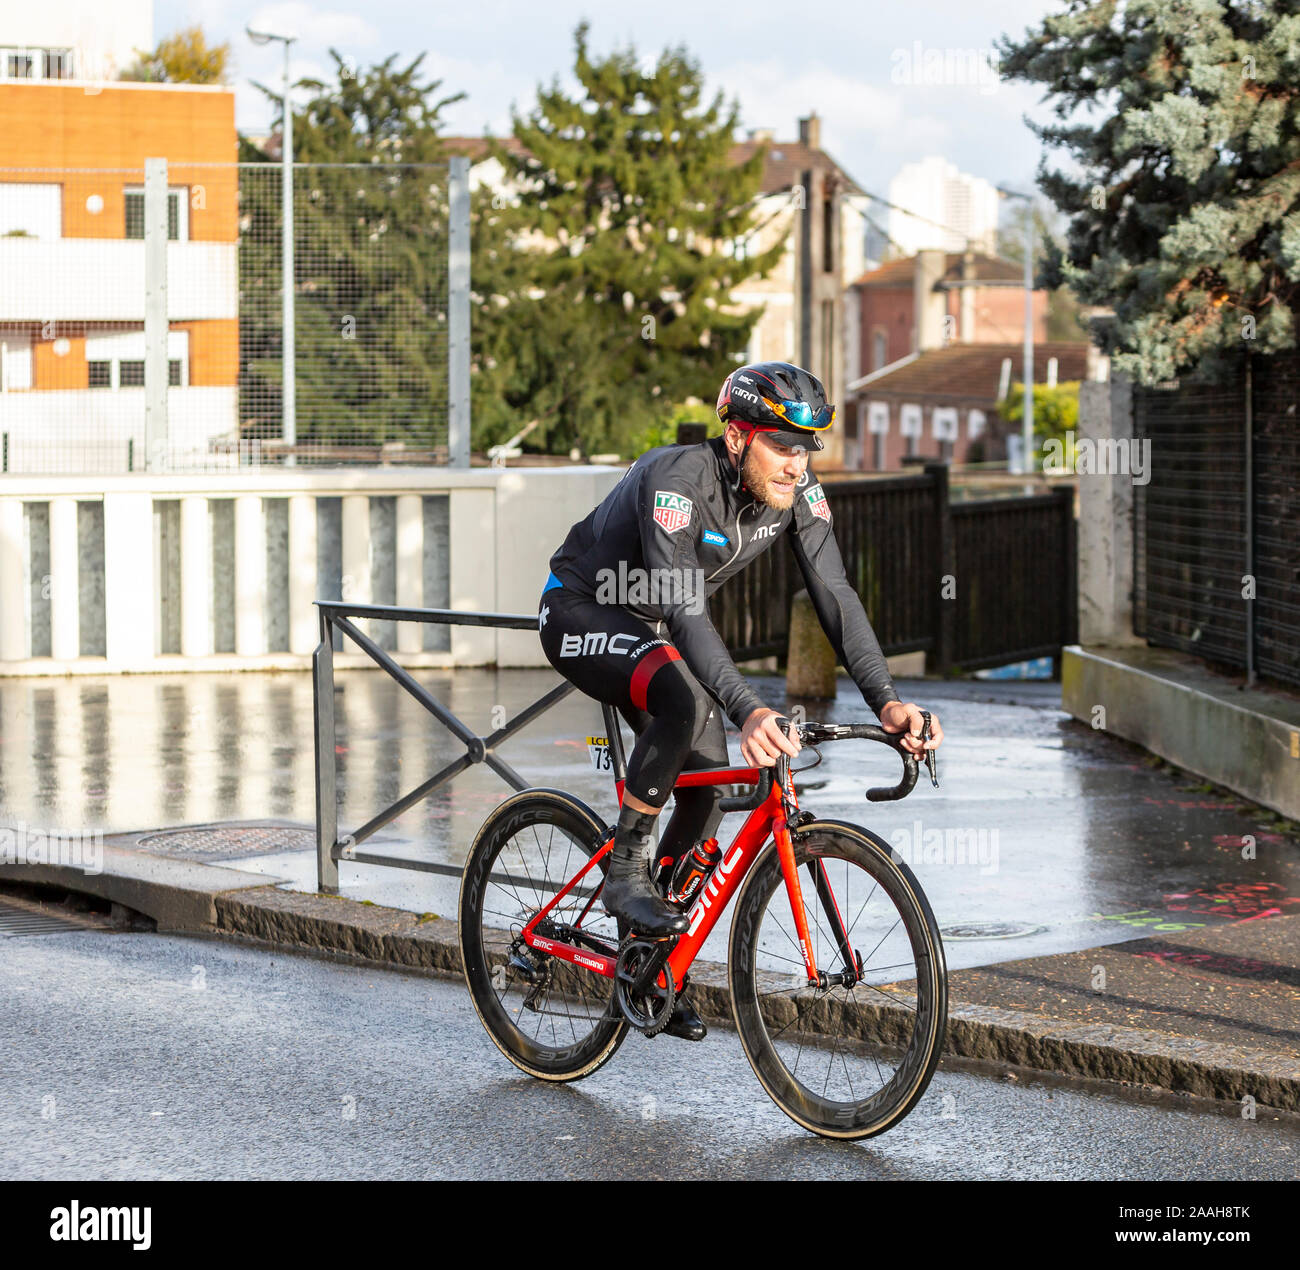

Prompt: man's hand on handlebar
[
  {"left": 879, "top": 701, "right": 944, "bottom": 758},
  {"left": 740, "top": 707, "right": 801, "bottom": 768}
]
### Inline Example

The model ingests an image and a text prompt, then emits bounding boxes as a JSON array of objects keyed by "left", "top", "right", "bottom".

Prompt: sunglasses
[{"left": 762, "top": 396, "right": 836, "bottom": 430}]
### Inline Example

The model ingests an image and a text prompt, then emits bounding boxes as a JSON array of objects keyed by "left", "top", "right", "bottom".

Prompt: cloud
[{"left": 711, "top": 63, "right": 955, "bottom": 189}]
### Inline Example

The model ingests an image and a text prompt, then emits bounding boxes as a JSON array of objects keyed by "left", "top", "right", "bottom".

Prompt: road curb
[
  {"left": 210, "top": 883, "right": 1299, "bottom": 1113},
  {"left": 10, "top": 854, "right": 1296, "bottom": 1113}
]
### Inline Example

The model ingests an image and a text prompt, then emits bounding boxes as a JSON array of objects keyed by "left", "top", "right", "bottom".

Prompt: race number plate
[{"left": 586, "top": 735, "right": 613, "bottom": 772}]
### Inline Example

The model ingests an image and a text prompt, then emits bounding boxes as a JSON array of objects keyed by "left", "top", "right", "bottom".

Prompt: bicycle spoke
[
  {"left": 842, "top": 878, "right": 881, "bottom": 943},
  {"left": 741, "top": 833, "right": 943, "bottom": 1130}
]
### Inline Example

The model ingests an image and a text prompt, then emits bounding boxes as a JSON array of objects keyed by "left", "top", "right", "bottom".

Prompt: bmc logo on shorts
[
  {"left": 559, "top": 632, "right": 666, "bottom": 659},
  {"left": 804, "top": 485, "right": 831, "bottom": 523},
  {"left": 653, "top": 490, "right": 693, "bottom": 534}
]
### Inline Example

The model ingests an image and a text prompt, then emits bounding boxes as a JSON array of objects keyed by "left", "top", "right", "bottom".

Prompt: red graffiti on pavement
[
  {"left": 1131, "top": 949, "right": 1279, "bottom": 978},
  {"left": 1213, "top": 832, "right": 1290, "bottom": 850},
  {"left": 1162, "top": 882, "right": 1299, "bottom": 918}
]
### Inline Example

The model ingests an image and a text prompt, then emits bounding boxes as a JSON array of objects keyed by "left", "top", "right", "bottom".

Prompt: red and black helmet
[{"left": 715, "top": 361, "right": 835, "bottom": 452}]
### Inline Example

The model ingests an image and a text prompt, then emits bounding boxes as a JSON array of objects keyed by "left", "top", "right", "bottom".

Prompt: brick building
[{"left": 0, "top": 1, "right": 238, "bottom": 467}]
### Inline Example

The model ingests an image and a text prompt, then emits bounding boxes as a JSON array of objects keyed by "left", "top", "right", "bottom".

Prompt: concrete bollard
[{"left": 785, "top": 589, "right": 837, "bottom": 699}]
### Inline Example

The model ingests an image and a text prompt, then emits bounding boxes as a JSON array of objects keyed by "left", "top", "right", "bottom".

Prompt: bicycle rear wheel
[
  {"left": 459, "top": 789, "right": 628, "bottom": 1081},
  {"left": 728, "top": 821, "right": 947, "bottom": 1139}
]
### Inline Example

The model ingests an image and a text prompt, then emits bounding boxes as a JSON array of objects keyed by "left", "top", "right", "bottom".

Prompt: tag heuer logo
[
  {"left": 653, "top": 490, "right": 693, "bottom": 534},
  {"left": 805, "top": 485, "right": 831, "bottom": 523}
]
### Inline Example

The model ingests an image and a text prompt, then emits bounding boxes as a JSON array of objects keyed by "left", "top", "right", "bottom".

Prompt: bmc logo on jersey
[
  {"left": 653, "top": 490, "right": 693, "bottom": 534},
  {"left": 804, "top": 485, "right": 831, "bottom": 523}
]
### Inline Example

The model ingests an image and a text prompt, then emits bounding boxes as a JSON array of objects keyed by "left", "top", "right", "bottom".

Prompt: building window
[
  {"left": 872, "top": 330, "right": 888, "bottom": 371},
  {"left": 899, "top": 403, "right": 923, "bottom": 458},
  {"left": 822, "top": 197, "right": 834, "bottom": 273},
  {"left": 124, "top": 190, "right": 185, "bottom": 241},
  {"left": 873, "top": 433, "right": 886, "bottom": 470},
  {"left": 0, "top": 183, "right": 62, "bottom": 239},
  {"left": 87, "top": 357, "right": 184, "bottom": 389},
  {"left": 43, "top": 49, "right": 73, "bottom": 79},
  {"left": 1, "top": 47, "right": 73, "bottom": 79},
  {"left": 932, "top": 407, "right": 959, "bottom": 442},
  {"left": 820, "top": 300, "right": 834, "bottom": 393}
]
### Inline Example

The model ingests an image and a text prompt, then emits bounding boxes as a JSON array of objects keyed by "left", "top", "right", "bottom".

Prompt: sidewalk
[{"left": 5, "top": 834, "right": 1297, "bottom": 1112}]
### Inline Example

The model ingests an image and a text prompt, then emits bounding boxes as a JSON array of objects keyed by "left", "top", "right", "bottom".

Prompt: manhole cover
[
  {"left": 0, "top": 900, "right": 87, "bottom": 937},
  {"left": 940, "top": 921, "right": 1045, "bottom": 941},
  {"left": 135, "top": 825, "right": 317, "bottom": 862}
]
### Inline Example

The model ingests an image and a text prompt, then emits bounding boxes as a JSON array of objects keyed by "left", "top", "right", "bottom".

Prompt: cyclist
[{"left": 538, "top": 361, "right": 943, "bottom": 1039}]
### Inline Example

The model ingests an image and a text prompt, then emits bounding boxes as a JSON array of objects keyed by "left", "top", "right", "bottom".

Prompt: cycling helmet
[{"left": 715, "top": 362, "right": 835, "bottom": 453}]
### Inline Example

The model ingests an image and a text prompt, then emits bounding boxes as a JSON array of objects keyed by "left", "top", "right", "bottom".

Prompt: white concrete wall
[
  {"left": 0, "top": 465, "right": 624, "bottom": 675},
  {"left": 0, "top": 387, "right": 240, "bottom": 471},
  {"left": 496, "top": 465, "right": 624, "bottom": 667},
  {"left": 0, "top": 239, "right": 237, "bottom": 322}
]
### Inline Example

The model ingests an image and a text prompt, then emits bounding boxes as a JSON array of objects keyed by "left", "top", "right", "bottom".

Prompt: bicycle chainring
[{"left": 613, "top": 936, "right": 677, "bottom": 1037}]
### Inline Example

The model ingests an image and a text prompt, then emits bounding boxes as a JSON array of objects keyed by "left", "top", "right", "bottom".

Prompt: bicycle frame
[{"left": 520, "top": 703, "right": 859, "bottom": 994}]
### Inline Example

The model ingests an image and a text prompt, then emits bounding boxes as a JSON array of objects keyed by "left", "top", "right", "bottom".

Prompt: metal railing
[
  {"left": 312, "top": 600, "right": 572, "bottom": 892},
  {"left": 709, "top": 462, "right": 1078, "bottom": 674}
]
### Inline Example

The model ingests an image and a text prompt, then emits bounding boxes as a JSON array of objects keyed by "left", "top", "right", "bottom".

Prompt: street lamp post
[
  {"left": 997, "top": 186, "right": 1034, "bottom": 479},
  {"left": 247, "top": 27, "right": 297, "bottom": 465}
]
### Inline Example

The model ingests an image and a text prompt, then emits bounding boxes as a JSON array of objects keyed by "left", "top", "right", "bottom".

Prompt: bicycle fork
[{"left": 778, "top": 779, "right": 861, "bottom": 991}]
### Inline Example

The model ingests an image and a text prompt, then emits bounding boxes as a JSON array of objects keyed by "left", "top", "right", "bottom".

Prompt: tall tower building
[{"left": 887, "top": 156, "right": 999, "bottom": 255}]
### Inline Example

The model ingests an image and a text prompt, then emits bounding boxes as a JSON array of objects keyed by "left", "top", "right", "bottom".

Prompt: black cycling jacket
[{"left": 547, "top": 435, "right": 900, "bottom": 728}]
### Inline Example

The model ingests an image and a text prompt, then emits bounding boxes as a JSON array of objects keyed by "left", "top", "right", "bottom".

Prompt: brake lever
[{"left": 921, "top": 710, "right": 939, "bottom": 788}]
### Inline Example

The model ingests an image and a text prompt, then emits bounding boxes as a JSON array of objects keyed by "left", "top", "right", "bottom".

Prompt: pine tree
[
  {"left": 473, "top": 23, "right": 785, "bottom": 456},
  {"left": 997, "top": 1, "right": 1300, "bottom": 383}
]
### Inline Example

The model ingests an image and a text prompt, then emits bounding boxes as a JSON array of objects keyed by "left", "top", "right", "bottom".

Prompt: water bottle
[{"left": 667, "top": 837, "right": 721, "bottom": 905}]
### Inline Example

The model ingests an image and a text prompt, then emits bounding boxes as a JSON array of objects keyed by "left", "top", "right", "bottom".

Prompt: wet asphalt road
[
  {"left": 3, "top": 928, "right": 1297, "bottom": 1181},
  {"left": 3, "top": 669, "right": 1295, "bottom": 973}
]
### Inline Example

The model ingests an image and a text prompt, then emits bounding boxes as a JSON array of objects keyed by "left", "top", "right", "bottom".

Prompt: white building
[
  {"left": 0, "top": 0, "right": 239, "bottom": 473},
  {"left": 0, "top": 0, "right": 152, "bottom": 82},
  {"left": 887, "top": 156, "right": 999, "bottom": 256}
]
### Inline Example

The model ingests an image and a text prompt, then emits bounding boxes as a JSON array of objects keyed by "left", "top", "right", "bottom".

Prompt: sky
[{"left": 157, "top": 0, "right": 1067, "bottom": 204}]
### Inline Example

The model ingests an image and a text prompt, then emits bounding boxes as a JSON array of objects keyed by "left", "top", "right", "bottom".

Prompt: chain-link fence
[{"left": 0, "top": 159, "right": 469, "bottom": 473}]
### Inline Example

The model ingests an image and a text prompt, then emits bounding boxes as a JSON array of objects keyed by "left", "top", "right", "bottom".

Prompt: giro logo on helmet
[{"left": 714, "top": 361, "right": 835, "bottom": 452}]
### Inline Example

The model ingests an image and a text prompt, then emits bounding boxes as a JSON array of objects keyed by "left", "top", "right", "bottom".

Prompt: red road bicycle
[{"left": 459, "top": 704, "right": 947, "bottom": 1139}]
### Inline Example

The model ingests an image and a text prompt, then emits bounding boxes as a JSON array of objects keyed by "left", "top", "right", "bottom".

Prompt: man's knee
[{"left": 641, "top": 659, "right": 716, "bottom": 744}]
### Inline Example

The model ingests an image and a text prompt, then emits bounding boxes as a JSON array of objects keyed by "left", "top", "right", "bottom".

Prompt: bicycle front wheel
[
  {"left": 728, "top": 821, "right": 947, "bottom": 1139},
  {"left": 459, "top": 789, "right": 628, "bottom": 1081}
]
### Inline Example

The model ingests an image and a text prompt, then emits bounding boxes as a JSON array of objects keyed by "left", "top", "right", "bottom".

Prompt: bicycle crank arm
[{"left": 628, "top": 938, "right": 674, "bottom": 996}]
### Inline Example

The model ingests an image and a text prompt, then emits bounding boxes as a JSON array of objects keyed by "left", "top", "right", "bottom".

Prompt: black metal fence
[
  {"left": 711, "top": 463, "right": 1078, "bottom": 674},
  {"left": 1133, "top": 351, "right": 1300, "bottom": 690}
]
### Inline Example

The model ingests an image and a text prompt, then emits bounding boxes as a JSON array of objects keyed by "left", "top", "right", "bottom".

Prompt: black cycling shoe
[
  {"left": 662, "top": 996, "right": 707, "bottom": 1042},
  {"left": 603, "top": 837, "right": 689, "bottom": 938}
]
